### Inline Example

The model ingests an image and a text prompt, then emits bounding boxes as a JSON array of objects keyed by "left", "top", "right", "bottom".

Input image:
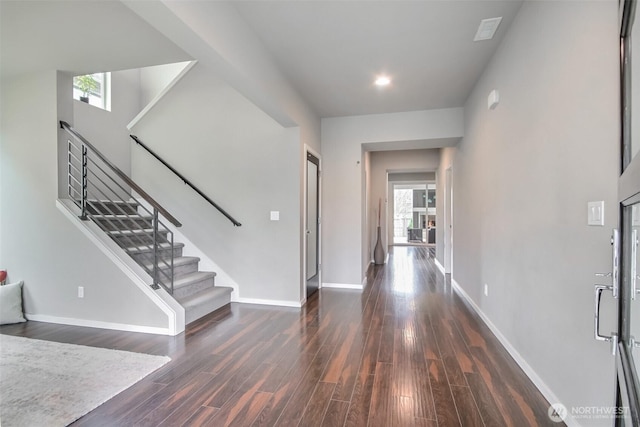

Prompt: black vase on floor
[{"left": 374, "top": 226, "right": 385, "bottom": 265}]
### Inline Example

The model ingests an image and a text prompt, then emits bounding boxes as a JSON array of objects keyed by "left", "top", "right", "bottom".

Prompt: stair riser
[
  {"left": 109, "top": 232, "right": 169, "bottom": 247},
  {"left": 93, "top": 217, "right": 153, "bottom": 231},
  {"left": 152, "top": 260, "right": 199, "bottom": 282},
  {"left": 173, "top": 276, "right": 215, "bottom": 299},
  {"left": 129, "top": 247, "right": 183, "bottom": 265},
  {"left": 86, "top": 201, "right": 138, "bottom": 215}
]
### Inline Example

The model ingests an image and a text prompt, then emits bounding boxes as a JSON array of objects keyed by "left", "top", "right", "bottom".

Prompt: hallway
[{"left": 0, "top": 247, "right": 557, "bottom": 426}]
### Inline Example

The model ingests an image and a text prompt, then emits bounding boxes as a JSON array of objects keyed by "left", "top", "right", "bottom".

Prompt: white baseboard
[
  {"left": 434, "top": 258, "right": 445, "bottom": 274},
  {"left": 25, "top": 313, "right": 172, "bottom": 336},
  {"left": 322, "top": 282, "right": 364, "bottom": 290},
  {"left": 449, "top": 278, "right": 579, "bottom": 427},
  {"left": 235, "top": 298, "right": 302, "bottom": 308}
]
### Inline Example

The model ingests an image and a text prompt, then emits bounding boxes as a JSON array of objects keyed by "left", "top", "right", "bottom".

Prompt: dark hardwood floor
[{"left": 0, "top": 247, "right": 560, "bottom": 426}]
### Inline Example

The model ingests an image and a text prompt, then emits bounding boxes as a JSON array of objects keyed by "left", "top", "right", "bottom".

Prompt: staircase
[
  {"left": 60, "top": 121, "right": 233, "bottom": 326},
  {"left": 88, "top": 200, "right": 232, "bottom": 324}
]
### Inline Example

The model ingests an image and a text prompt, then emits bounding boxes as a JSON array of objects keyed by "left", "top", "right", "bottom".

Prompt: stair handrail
[
  {"left": 130, "top": 134, "right": 242, "bottom": 227},
  {"left": 60, "top": 121, "right": 182, "bottom": 228}
]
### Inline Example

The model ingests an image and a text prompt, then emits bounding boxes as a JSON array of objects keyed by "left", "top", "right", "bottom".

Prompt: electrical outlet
[
  {"left": 484, "top": 284, "right": 489, "bottom": 297},
  {"left": 78, "top": 286, "right": 84, "bottom": 298}
]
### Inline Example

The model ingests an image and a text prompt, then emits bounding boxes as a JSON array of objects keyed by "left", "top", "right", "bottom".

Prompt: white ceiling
[
  {"left": 1, "top": 0, "right": 524, "bottom": 121},
  {"left": 0, "top": 1, "right": 191, "bottom": 79},
  {"left": 232, "top": 0, "right": 524, "bottom": 118}
]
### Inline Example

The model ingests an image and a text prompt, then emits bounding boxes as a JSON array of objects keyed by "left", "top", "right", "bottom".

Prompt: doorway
[
  {"left": 390, "top": 182, "right": 435, "bottom": 246},
  {"left": 305, "top": 151, "right": 320, "bottom": 299}
]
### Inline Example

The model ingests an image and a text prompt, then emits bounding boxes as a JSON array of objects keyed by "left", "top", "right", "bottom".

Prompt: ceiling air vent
[{"left": 474, "top": 17, "right": 502, "bottom": 42}]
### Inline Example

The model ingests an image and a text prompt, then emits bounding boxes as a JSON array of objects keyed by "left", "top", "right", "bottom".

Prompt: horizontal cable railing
[
  {"left": 130, "top": 134, "right": 242, "bottom": 227},
  {"left": 61, "top": 120, "right": 179, "bottom": 294}
]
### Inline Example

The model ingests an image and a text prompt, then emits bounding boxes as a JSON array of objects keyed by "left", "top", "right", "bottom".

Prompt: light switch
[
  {"left": 587, "top": 201, "right": 604, "bottom": 226},
  {"left": 270, "top": 211, "right": 280, "bottom": 221}
]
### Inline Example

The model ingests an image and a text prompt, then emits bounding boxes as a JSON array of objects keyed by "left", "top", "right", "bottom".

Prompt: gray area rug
[{"left": 0, "top": 334, "right": 170, "bottom": 426}]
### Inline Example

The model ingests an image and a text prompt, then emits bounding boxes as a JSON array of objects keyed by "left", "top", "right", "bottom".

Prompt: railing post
[
  {"left": 67, "top": 141, "right": 73, "bottom": 199},
  {"left": 80, "top": 144, "right": 88, "bottom": 220},
  {"left": 152, "top": 208, "right": 160, "bottom": 290},
  {"left": 170, "top": 232, "right": 174, "bottom": 294}
]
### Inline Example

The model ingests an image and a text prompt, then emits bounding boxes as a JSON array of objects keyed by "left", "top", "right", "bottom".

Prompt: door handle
[{"left": 594, "top": 284, "right": 618, "bottom": 355}]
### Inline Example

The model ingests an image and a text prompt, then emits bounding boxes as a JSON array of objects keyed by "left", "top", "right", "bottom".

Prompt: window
[{"left": 73, "top": 72, "right": 111, "bottom": 111}]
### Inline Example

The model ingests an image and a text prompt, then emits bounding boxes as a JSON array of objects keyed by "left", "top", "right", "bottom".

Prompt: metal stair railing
[
  {"left": 130, "top": 134, "right": 241, "bottom": 227},
  {"left": 60, "top": 121, "right": 179, "bottom": 294}
]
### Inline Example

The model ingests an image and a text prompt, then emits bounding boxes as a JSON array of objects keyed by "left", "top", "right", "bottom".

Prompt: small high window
[{"left": 73, "top": 72, "right": 111, "bottom": 111}]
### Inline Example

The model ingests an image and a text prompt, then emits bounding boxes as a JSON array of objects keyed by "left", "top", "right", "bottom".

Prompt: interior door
[
  {"left": 617, "top": 2, "right": 640, "bottom": 424},
  {"left": 306, "top": 152, "right": 320, "bottom": 299}
]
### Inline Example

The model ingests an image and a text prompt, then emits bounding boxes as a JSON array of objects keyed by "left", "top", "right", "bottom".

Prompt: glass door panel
[
  {"left": 618, "top": 2, "right": 640, "bottom": 423},
  {"left": 630, "top": 6, "right": 640, "bottom": 165},
  {"left": 618, "top": 199, "right": 640, "bottom": 424}
]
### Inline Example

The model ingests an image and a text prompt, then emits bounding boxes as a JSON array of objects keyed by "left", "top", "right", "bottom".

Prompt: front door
[
  {"left": 616, "top": 2, "right": 640, "bottom": 424},
  {"left": 306, "top": 152, "right": 320, "bottom": 299}
]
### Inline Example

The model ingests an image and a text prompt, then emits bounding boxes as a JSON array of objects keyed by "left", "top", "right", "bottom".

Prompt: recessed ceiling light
[
  {"left": 474, "top": 17, "right": 502, "bottom": 42},
  {"left": 375, "top": 76, "right": 391, "bottom": 86}
]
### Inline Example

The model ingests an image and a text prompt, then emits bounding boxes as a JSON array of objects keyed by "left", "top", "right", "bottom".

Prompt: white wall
[
  {"left": 0, "top": 71, "right": 168, "bottom": 330},
  {"left": 73, "top": 69, "right": 143, "bottom": 178},
  {"left": 122, "top": 0, "right": 320, "bottom": 151},
  {"left": 322, "top": 109, "right": 462, "bottom": 285},
  {"left": 139, "top": 61, "right": 191, "bottom": 107},
  {"left": 450, "top": 2, "right": 619, "bottom": 423},
  {"left": 389, "top": 172, "right": 434, "bottom": 182},
  {"left": 123, "top": 1, "right": 322, "bottom": 302},
  {"left": 368, "top": 149, "right": 440, "bottom": 261},
  {"left": 131, "top": 63, "right": 301, "bottom": 304}
]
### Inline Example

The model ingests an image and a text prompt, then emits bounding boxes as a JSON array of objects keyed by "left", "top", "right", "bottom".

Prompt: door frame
[
  {"left": 617, "top": 1, "right": 640, "bottom": 424},
  {"left": 303, "top": 145, "right": 322, "bottom": 302},
  {"left": 444, "top": 167, "right": 453, "bottom": 274}
]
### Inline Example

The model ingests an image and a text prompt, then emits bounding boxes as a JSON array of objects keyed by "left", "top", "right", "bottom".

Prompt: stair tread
[
  {"left": 143, "top": 256, "right": 200, "bottom": 270},
  {"left": 87, "top": 199, "right": 137, "bottom": 205},
  {"left": 107, "top": 228, "right": 164, "bottom": 235},
  {"left": 176, "top": 286, "right": 233, "bottom": 308},
  {"left": 92, "top": 214, "right": 152, "bottom": 220},
  {"left": 173, "top": 271, "right": 217, "bottom": 289},
  {"left": 86, "top": 200, "right": 138, "bottom": 211},
  {"left": 125, "top": 242, "right": 184, "bottom": 253}
]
